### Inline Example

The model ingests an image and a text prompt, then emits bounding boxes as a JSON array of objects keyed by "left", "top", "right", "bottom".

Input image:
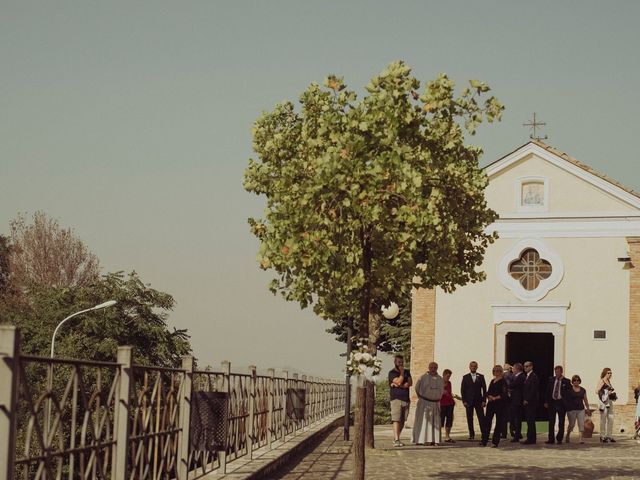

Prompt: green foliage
[
  {"left": 0, "top": 271, "right": 191, "bottom": 367},
  {"left": 244, "top": 60, "right": 502, "bottom": 337},
  {"left": 378, "top": 297, "right": 411, "bottom": 363},
  {"left": 327, "top": 295, "right": 412, "bottom": 362},
  {"left": 374, "top": 379, "right": 391, "bottom": 425}
]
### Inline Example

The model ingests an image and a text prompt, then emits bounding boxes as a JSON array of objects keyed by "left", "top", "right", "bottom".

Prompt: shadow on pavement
[{"left": 427, "top": 465, "right": 639, "bottom": 480}]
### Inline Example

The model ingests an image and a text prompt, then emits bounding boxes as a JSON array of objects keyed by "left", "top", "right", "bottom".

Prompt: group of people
[{"left": 388, "top": 355, "right": 628, "bottom": 448}]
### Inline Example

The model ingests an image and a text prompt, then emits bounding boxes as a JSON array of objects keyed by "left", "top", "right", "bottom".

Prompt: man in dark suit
[
  {"left": 522, "top": 361, "right": 540, "bottom": 444},
  {"left": 508, "top": 362, "right": 525, "bottom": 442},
  {"left": 544, "top": 365, "right": 571, "bottom": 444},
  {"left": 460, "top": 361, "right": 487, "bottom": 440}
]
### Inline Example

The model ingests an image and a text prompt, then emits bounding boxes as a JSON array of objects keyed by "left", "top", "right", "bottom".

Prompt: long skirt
[{"left": 413, "top": 400, "right": 441, "bottom": 444}]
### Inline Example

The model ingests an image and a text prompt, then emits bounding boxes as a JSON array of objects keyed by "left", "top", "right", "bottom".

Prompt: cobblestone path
[{"left": 273, "top": 425, "right": 640, "bottom": 479}]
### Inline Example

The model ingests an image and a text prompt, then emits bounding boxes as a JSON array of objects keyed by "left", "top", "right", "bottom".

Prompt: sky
[{"left": 2, "top": 1, "right": 640, "bottom": 378}]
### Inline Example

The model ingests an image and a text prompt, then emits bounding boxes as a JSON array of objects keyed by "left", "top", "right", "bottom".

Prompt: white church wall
[{"left": 433, "top": 236, "right": 630, "bottom": 402}]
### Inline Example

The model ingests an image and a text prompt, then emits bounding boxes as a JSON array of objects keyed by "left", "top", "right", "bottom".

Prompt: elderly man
[{"left": 413, "top": 362, "right": 445, "bottom": 446}]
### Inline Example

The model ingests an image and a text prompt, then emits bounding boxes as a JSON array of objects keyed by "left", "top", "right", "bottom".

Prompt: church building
[{"left": 410, "top": 141, "right": 640, "bottom": 424}]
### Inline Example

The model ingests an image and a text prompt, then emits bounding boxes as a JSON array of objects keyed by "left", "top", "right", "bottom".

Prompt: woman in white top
[{"left": 595, "top": 367, "right": 616, "bottom": 443}]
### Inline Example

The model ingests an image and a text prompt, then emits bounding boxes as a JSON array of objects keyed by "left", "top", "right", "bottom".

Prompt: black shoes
[{"left": 522, "top": 440, "right": 536, "bottom": 445}]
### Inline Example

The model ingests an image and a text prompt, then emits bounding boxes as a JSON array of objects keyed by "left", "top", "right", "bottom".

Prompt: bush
[{"left": 374, "top": 379, "right": 391, "bottom": 425}]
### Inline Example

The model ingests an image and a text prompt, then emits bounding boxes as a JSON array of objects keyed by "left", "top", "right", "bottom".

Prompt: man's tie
[{"left": 553, "top": 379, "right": 561, "bottom": 400}]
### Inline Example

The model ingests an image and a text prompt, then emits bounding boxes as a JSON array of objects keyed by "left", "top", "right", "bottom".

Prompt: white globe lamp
[{"left": 381, "top": 302, "right": 399, "bottom": 320}]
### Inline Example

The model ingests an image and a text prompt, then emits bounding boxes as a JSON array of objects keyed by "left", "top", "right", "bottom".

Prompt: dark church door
[{"left": 505, "top": 332, "right": 554, "bottom": 420}]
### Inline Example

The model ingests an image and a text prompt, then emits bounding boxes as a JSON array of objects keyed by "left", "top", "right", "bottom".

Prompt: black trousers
[
  {"left": 501, "top": 399, "right": 514, "bottom": 437},
  {"left": 524, "top": 403, "right": 537, "bottom": 442},
  {"left": 509, "top": 402, "right": 523, "bottom": 440},
  {"left": 548, "top": 399, "right": 567, "bottom": 442},
  {"left": 465, "top": 403, "right": 486, "bottom": 438},
  {"left": 482, "top": 402, "right": 506, "bottom": 445}
]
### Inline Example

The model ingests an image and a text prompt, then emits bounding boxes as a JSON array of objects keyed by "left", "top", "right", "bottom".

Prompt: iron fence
[{"left": 0, "top": 326, "right": 345, "bottom": 480}]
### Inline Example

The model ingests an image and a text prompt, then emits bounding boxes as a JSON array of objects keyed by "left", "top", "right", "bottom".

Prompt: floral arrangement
[{"left": 346, "top": 339, "right": 382, "bottom": 381}]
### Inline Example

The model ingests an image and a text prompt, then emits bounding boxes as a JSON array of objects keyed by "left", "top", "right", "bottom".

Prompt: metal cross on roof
[{"left": 523, "top": 112, "right": 548, "bottom": 141}]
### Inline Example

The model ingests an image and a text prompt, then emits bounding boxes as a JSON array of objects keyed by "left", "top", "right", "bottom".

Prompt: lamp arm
[{"left": 50, "top": 307, "right": 95, "bottom": 358}]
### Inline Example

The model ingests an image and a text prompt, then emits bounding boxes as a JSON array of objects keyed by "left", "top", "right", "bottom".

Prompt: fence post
[
  {"left": 0, "top": 326, "right": 19, "bottom": 480},
  {"left": 177, "top": 355, "right": 193, "bottom": 480},
  {"left": 113, "top": 346, "right": 132, "bottom": 480},
  {"left": 266, "top": 368, "right": 274, "bottom": 449},
  {"left": 281, "top": 370, "right": 288, "bottom": 442},
  {"left": 300, "top": 375, "right": 307, "bottom": 430},
  {"left": 247, "top": 366, "right": 256, "bottom": 459},
  {"left": 219, "top": 360, "right": 230, "bottom": 474},
  {"left": 292, "top": 373, "right": 299, "bottom": 434}
]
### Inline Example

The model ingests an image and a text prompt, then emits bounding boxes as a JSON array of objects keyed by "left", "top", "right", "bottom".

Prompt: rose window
[{"left": 508, "top": 248, "right": 552, "bottom": 291}]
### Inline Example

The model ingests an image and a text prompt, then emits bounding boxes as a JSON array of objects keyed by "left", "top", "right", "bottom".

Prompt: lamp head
[{"left": 92, "top": 300, "right": 117, "bottom": 310}]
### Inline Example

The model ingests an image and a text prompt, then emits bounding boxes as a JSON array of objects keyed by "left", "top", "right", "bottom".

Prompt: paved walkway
[{"left": 272, "top": 425, "right": 640, "bottom": 479}]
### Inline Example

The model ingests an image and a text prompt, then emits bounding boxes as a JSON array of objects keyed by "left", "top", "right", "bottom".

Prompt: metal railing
[{"left": 0, "top": 326, "right": 345, "bottom": 480}]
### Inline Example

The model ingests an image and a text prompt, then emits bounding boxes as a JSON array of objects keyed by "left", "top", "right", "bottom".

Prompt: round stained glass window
[{"left": 508, "top": 248, "right": 552, "bottom": 291}]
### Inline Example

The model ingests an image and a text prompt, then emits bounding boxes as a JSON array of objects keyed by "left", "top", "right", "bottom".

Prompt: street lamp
[
  {"left": 50, "top": 300, "right": 117, "bottom": 358},
  {"left": 46, "top": 300, "right": 117, "bottom": 437}
]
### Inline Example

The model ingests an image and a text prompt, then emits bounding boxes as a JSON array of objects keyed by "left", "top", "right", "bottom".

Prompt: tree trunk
[
  {"left": 352, "top": 385, "right": 366, "bottom": 480},
  {"left": 364, "top": 381, "right": 375, "bottom": 449},
  {"left": 359, "top": 231, "right": 375, "bottom": 450}
]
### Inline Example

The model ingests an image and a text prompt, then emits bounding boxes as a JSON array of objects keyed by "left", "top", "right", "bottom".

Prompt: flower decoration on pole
[
  {"left": 381, "top": 302, "right": 399, "bottom": 320},
  {"left": 346, "top": 339, "right": 382, "bottom": 383}
]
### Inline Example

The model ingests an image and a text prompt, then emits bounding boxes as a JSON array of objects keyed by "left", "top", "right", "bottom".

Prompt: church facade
[{"left": 410, "top": 141, "right": 640, "bottom": 424}]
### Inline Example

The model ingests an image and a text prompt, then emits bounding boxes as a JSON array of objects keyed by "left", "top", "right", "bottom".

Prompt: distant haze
[{"left": 2, "top": 1, "right": 639, "bottom": 378}]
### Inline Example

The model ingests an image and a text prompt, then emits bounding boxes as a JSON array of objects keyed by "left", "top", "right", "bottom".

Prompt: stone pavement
[{"left": 272, "top": 425, "right": 640, "bottom": 479}]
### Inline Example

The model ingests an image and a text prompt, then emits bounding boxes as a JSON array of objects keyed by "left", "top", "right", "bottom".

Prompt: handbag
[{"left": 583, "top": 412, "right": 595, "bottom": 438}]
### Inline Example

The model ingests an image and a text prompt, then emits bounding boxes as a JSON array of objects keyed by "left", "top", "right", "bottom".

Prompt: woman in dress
[
  {"left": 595, "top": 367, "right": 616, "bottom": 443},
  {"left": 565, "top": 375, "right": 590, "bottom": 444},
  {"left": 481, "top": 365, "right": 508, "bottom": 447}
]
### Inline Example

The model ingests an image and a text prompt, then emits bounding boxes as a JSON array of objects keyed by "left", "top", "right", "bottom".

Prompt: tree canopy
[
  {"left": 9, "top": 211, "right": 100, "bottom": 291},
  {"left": 244, "top": 61, "right": 503, "bottom": 337},
  {"left": 0, "top": 212, "right": 191, "bottom": 367}
]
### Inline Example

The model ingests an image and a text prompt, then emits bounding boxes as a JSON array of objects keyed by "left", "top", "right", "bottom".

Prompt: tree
[
  {"left": 9, "top": 211, "right": 100, "bottom": 291},
  {"left": 0, "top": 271, "right": 190, "bottom": 366},
  {"left": 244, "top": 61, "right": 502, "bottom": 477},
  {"left": 0, "top": 235, "right": 11, "bottom": 294}
]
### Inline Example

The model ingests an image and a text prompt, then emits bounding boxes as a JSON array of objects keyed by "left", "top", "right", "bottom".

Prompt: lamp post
[
  {"left": 45, "top": 300, "right": 117, "bottom": 438},
  {"left": 49, "top": 300, "right": 117, "bottom": 358},
  {"left": 344, "top": 317, "right": 353, "bottom": 441}
]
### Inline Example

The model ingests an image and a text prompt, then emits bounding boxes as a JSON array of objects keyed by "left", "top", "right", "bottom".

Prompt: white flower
[
  {"left": 354, "top": 352, "right": 363, "bottom": 362},
  {"left": 361, "top": 352, "right": 372, "bottom": 363}
]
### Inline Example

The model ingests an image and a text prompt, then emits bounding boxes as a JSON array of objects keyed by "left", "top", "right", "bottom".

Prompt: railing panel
[
  {"left": 127, "top": 366, "right": 185, "bottom": 480},
  {"left": 14, "top": 356, "right": 119, "bottom": 480}
]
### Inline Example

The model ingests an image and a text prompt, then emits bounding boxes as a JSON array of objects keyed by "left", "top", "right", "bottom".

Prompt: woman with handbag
[
  {"left": 565, "top": 375, "right": 590, "bottom": 444},
  {"left": 595, "top": 367, "right": 616, "bottom": 443}
]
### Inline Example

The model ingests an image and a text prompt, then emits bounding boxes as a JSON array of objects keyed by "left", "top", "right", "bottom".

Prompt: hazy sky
[{"left": 2, "top": 1, "right": 639, "bottom": 378}]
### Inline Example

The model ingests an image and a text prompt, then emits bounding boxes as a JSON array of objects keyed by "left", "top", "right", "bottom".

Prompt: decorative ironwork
[
  {"left": 128, "top": 365, "right": 185, "bottom": 480},
  {"left": 3, "top": 328, "right": 346, "bottom": 480},
  {"left": 14, "top": 356, "right": 119, "bottom": 480},
  {"left": 523, "top": 112, "right": 548, "bottom": 141}
]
